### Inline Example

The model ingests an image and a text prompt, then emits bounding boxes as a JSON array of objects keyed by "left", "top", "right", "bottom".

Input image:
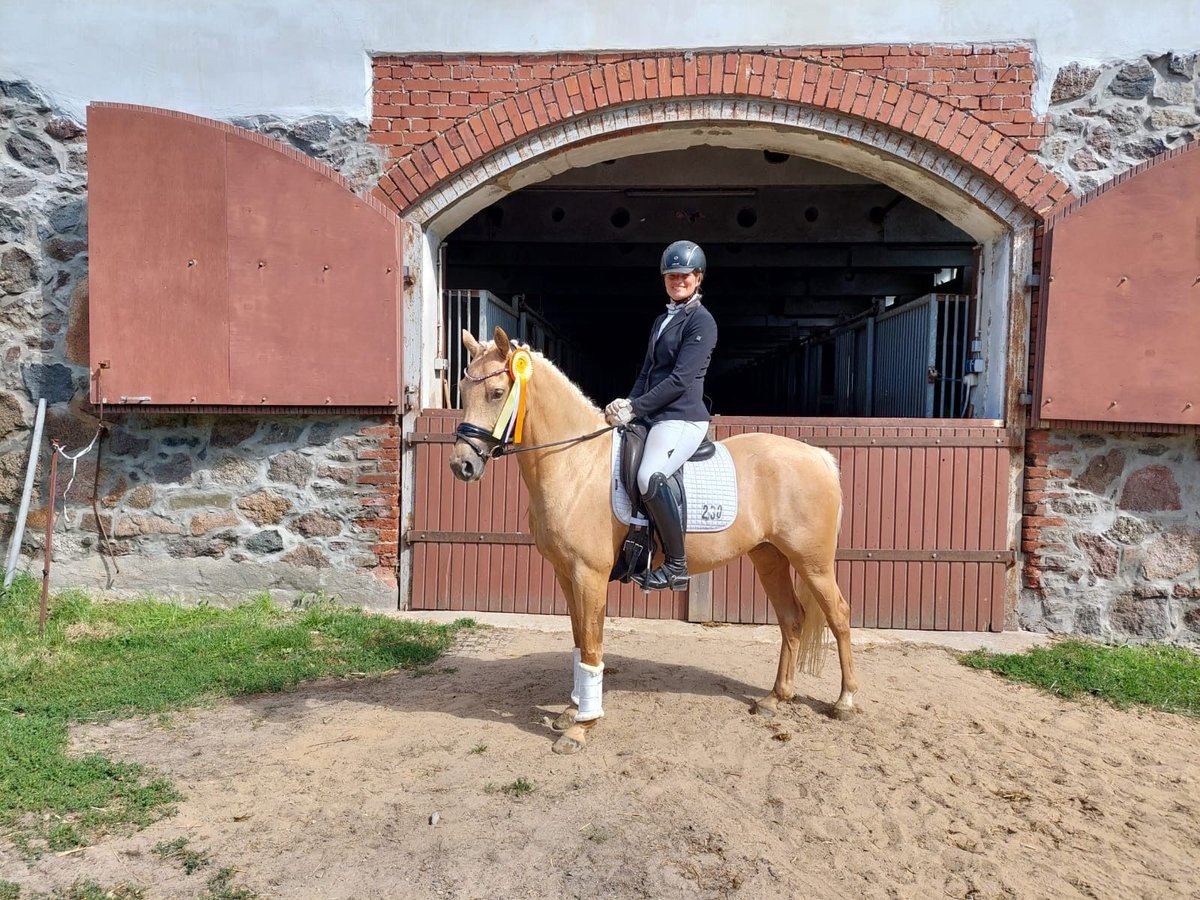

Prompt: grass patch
[
  {"left": 202, "top": 867, "right": 258, "bottom": 900},
  {"left": 55, "top": 883, "right": 147, "bottom": 900},
  {"left": 0, "top": 883, "right": 147, "bottom": 900},
  {"left": 153, "top": 836, "right": 212, "bottom": 875},
  {"left": 961, "top": 639, "right": 1200, "bottom": 716},
  {"left": 0, "top": 574, "right": 473, "bottom": 856},
  {"left": 485, "top": 776, "right": 534, "bottom": 799}
]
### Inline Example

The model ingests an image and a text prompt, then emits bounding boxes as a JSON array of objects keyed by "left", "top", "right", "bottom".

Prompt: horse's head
[{"left": 449, "top": 326, "right": 516, "bottom": 482}]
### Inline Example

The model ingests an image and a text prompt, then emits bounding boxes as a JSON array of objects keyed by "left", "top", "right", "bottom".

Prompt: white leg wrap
[
  {"left": 570, "top": 648, "right": 581, "bottom": 706},
  {"left": 575, "top": 661, "right": 605, "bottom": 722}
]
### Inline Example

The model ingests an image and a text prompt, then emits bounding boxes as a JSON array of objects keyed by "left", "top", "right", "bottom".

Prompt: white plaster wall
[{"left": 3, "top": 1, "right": 1198, "bottom": 122}]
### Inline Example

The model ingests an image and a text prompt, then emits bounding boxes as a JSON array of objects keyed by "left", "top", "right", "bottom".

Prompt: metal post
[
  {"left": 39, "top": 443, "right": 60, "bottom": 638},
  {"left": 4, "top": 398, "right": 47, "bottom": 589},
  {"left": 865, "top": 316, "right": 876, "bottom": 416}
]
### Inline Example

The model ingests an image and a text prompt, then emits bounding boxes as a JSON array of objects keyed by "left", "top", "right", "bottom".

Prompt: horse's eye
[{"left": 489, "top": 387, "right": 505, "bottom": 401}]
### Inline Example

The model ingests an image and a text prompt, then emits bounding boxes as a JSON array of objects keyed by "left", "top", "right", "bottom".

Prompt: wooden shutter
[
  {"left": 88, "top": 104, "right": 402, "bottom": 411},
  {"left": 1034, "top": 143, "right": 1200, "bottom": 429}
]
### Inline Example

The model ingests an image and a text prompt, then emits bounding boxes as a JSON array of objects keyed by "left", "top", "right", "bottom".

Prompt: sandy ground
[{"left": 3, "top": 622, "right": 1199, "bottom": 900}]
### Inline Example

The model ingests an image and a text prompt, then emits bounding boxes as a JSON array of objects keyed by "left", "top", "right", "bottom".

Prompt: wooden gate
[{"left": 408, "top": 411, "right": 1016, "bottom": 630}]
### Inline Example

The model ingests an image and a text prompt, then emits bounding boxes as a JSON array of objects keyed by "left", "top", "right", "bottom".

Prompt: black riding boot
[{"left": 635, "top": 473, "right": 690, "bottom": 591}]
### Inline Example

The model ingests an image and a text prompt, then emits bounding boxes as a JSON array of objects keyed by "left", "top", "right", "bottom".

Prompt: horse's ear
[
  {"left": 493, "top": 326, "right": 511, "bottom": 356},
  {"left": 462, "top": 330, "right": 483, "bottom": 358}
]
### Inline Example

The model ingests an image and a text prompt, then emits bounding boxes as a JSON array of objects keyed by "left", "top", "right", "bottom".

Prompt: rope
[{"left": 53, "top": 428, "right": 102, "bottom": 519}]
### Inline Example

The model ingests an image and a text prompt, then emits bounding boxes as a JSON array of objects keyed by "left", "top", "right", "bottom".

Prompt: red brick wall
[
  {"left": 354, "top": 421, "right": 401, "bottom": 585},
  {"left": 1021, "top": 428, "right": 1070, "bottom": 593},
  {"left": 369, "top": 46, "right": 1061, "bottom": 218},
  {"left": 372, "top": 45, "right": 1043, "bottom": 154}
]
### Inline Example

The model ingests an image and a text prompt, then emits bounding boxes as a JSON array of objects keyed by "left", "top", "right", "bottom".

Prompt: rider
[{"left": 605, "top": 240, "right": 718, "bottom": 591}]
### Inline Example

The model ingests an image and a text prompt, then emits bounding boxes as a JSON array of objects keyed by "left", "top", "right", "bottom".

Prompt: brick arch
[{"left": 373, "top": 52, "right": 1072, "bottom": 221}]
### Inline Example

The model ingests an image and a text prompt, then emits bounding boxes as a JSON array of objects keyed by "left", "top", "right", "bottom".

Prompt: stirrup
[{"left": 634, "top": 557, "right": 690, "bottom": 592}]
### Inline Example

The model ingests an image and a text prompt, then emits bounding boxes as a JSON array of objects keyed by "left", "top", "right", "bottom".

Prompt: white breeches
[{"left": 636, "top": 419, "right": 708, "bottom": 496}]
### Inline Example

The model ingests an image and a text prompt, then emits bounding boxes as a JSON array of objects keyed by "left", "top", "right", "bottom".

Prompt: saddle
[{"left": 608, "top": 421, "right": 716, "bottom": 584}]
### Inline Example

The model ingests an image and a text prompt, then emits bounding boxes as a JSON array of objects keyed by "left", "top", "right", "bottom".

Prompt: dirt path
[{"left": 4, "top": 624, "right": 1199, "bottom": 899}]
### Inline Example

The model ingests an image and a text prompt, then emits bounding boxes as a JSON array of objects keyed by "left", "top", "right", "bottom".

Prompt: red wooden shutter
[
  {"left": 88, "top": 104, "right": 402, "bottom": 411},
  {"left": 1034, "top": 143, "right": 1200, "bottom": 428}
]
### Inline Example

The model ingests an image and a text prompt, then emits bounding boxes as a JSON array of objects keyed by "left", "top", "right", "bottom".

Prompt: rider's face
[{"left": 663, "top": 271, "right": 700, "bottom": 303}]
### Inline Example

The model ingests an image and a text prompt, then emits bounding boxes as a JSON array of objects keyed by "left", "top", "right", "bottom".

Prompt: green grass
[
  {"left": 961, "top": 639, "right": 1200, "bottom": 716},
  {"left": 485, "top": 776, "right": 534, "bottom": 799},
  {"left": 153, "top": 836, "right": 211, "bottom": 875},
  {"left": 0, "top": 574, "right": 474, "bottom": 856},
  {"left": 0, "top": 882, "right": 147, "bottom": 900},
  {"left": 202, "top": 868, "right": 258, "bottom": 900}
]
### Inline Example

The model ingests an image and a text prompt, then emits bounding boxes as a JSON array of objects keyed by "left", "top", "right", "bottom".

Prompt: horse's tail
[
  {"left": 792, "top": 575, "right": 829, "bottom": 677},
  {"left": 792, "top": 446, "right": 842, "bottom": 678}
]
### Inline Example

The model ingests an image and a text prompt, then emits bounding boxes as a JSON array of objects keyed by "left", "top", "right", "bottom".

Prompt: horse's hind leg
[
  {"left": 747, "top": 544, "right": 805, "bottom": 717},
  {"left": 793, "top": 561, "right": 859, "bottom": 718}
]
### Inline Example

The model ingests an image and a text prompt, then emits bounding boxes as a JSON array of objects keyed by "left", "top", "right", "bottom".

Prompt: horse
[{"left": 448, "top": 327, "right": 858, "bottom": 755}]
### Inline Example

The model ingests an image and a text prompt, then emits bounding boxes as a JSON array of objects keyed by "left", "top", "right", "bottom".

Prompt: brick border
[
  {"left": 399, "top": 99, "right": 1042, "bottom": 230},
  {"left": 371, "top": 50, "right": 1072, "bottom": 221},
  {"left": 354, "top": 421, "right": 401, "bottom": 585}
]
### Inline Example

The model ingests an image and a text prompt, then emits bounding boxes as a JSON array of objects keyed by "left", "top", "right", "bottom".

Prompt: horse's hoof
[
  {"left": 831, "top": 702, "right": 858, "bottom": 721},
  {"left": 752, "top": 696, "right": 779, "bottom": 717},
  {"left": 551, "top": 722, "right": 592, "bottom": 754},
  {"left": 551, "top": 707, "right": 577, "bottom": 732},
  {"left": 552, "top": 733, "right": 586, "bottom": 755}
]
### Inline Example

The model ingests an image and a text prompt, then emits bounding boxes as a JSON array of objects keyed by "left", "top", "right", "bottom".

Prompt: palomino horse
[{"left": 448, "top": 327, "right": 858, "bottom": 754}]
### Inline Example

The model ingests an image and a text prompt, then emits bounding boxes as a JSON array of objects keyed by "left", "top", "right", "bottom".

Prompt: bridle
[
  {"left": 453, "top": 352, "right": 615, "bottom": 462},
  {"left": 454, "top": 364, "right": 511, "bottom": 459}
]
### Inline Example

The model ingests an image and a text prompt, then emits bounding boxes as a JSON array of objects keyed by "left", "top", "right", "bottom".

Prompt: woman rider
[{"left": 604, "top": 240, "right": 718, "bottom": 591}]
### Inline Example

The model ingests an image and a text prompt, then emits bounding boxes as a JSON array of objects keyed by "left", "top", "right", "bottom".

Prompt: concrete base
[
  {"left": 7, "top": 555, "right": 398, "bottom": 611},
  {"left": 390, "top": 610, "right": 1053, "bottom": 653}
]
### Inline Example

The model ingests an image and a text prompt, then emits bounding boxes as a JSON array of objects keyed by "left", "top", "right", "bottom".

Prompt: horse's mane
[{"left": 485, "top": 342, "right": 603, "bottom": 415}]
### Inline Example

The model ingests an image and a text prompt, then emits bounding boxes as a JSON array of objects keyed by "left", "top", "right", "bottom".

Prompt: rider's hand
[{"left": 604, "top": 398, "right": 633, "bottom": 426}]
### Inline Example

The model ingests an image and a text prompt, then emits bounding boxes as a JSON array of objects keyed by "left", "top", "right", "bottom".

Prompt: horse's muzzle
[{"left": 448, "top": 442, "right": 487, "bottom": 482}]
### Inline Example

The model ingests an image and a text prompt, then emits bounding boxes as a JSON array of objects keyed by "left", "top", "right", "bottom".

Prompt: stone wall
[
  {"left": 1022, "top": 54, "right": 1200, "bottom": 643},
  {"left": 0, "top": 80, "right": 398, "bottom": 606},
  {"left": 1039, "top": 53, "right": 1199, "bottom": 195},
  {"left": 1021, "top": 430, "right": 1200, "bottom": 643}
]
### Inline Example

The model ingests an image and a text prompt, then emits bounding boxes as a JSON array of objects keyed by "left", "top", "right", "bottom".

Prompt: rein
[
  {"left": 454, "top": 346, "right": 616, "bottom": 460},
  {"left": 456, "top": 417, "right": 616, "bottom": 460}
]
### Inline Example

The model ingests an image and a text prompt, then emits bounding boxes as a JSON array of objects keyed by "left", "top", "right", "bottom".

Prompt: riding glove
[{"left": 604, "top": 398, "right": 634, "bottom": 425}]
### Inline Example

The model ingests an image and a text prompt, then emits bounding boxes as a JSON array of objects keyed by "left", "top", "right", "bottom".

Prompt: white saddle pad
[{"left": 611, "top": 438, "right": 738, "bottom": 533}]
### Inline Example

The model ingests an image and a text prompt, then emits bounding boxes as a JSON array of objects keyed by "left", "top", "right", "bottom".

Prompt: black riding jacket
[{"left": 629, "top": 297, "right": 718, "bottom": 424}]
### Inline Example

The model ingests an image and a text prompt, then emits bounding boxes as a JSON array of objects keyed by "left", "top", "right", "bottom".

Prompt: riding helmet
[{"left": 660, "top": 240, "right": 707, "bottom": 276}]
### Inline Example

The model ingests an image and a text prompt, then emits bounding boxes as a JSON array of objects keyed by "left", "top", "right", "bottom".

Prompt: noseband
[{"left": 455, "top": 421, "right": 507, "bottom": 459}]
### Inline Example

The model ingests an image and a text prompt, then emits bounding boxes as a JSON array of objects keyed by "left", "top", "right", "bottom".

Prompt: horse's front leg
[
  {"left": 550, "top": 569, "right": 583, "bottom": 732},
  {"left": 552, "top": 566, "right": 608, "bottom": 755}
]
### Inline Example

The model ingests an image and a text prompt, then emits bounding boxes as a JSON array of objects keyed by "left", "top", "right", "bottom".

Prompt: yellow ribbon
[
  {"left": 509, "top": 349, "right": 533, "bottom": 443},
  {"left": 491, "top": 386, "right": 518, "bottom": 441}
]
